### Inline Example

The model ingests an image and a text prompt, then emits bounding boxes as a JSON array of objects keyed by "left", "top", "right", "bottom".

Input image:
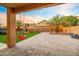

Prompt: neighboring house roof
[
  {"left": 36, "top": 20, "right": 50, "bottom": 26},
  {"left": 37, "top": 20, "right": 49, "bottom": 24}
]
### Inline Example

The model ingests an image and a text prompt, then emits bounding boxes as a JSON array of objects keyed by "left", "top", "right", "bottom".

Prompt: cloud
[
  {"left": 58, "top": 3, "right": 78, "bottom": 16},
  {"left": 16, "top": 14, "right": 47, "bottom": 24},
  {"left": 0, "top": 12, "right": 46, "bottom": 26}
]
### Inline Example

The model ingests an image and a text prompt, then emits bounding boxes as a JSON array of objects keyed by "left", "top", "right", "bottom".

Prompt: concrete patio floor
[
  {"left": 0, "top": 43, "right": 7, "bottom": 50},
  {"left": 0, "top": 32, "right": 79, "bottom": 56}
]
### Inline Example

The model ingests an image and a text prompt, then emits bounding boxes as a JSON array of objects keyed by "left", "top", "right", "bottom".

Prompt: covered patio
[{"left": 0, "top": 3, "right": 63, "bottom": 48}]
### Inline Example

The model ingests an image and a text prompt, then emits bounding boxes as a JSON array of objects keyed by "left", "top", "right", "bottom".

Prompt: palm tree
[{"left": 49, "top": 15, "right": 63, "bottom": 33}]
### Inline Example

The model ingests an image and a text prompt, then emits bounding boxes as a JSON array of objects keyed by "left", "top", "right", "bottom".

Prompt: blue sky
[
  {"left": 0, "top": 5, "right": 7, "bottom": 13},
  {"left": 1, "top": 3, "right": 79, "bottom": 25}
]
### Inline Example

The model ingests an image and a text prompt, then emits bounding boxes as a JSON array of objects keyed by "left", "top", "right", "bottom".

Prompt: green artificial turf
[{"left": 0, "top": 32, "right": 39, "bottom": 43}]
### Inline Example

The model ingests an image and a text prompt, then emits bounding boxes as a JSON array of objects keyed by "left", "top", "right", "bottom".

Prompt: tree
[
  {"left": 67, "top": 16, "right": 79, "bottom": 26},
  {"left": 25, "top": 23, "right": 29, "bottom": 27},
  {"left": 49, "top": 15, "right": 63, "bottom": 33},
  {"left": 62, "top": 16, "right": 79, "bottom": 34},
  {"left": 24, "top": 23, "right": 29, "bottom": 31},
  {"left": 61, "top": 16, "right": 79, "bottom": 26},
  {"left": 16, "top": 20, "right": 23, "bottom": 31}
]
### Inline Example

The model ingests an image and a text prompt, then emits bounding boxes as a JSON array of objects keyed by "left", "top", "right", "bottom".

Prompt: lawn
[{"left": 0, "top": 32, "right": 40, "bottom": 43}]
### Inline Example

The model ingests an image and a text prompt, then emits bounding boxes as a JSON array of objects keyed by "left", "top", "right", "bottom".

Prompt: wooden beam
[
  {"left": 14, "top": 3, "right": 63, "bottom": 13},
  {"left": 0, "top": 3, "right": 31, "bottom": 8},
  {"left": 7, "top": 8, "right": 16, "bottom": 48}
]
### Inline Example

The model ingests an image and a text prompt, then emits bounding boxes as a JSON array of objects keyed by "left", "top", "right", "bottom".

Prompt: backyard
[
  {"left": 0, "top": 32, "right": 39, "bottom": 43},
  {"left": 1, "top": 3, "right": 79, "bottom": 56}
]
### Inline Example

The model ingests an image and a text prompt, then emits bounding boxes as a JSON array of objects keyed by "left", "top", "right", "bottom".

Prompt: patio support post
[{"left": 7, "top": 8, "right": 16, "bottom": 48}]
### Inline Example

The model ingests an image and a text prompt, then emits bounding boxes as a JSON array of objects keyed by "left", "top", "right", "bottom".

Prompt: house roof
[{"left": 37, "top": 20, "right": 49, "bottom": 24}]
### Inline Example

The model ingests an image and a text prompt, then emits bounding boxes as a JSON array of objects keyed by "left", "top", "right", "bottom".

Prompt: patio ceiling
[{"left": 0, "top": 3, "right": 64, "bottom": 13}]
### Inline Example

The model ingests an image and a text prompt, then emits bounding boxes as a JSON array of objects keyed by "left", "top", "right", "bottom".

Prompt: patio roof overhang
[
  {"left": 0, "top": 3, "right": 64, "bottom": 48},
  {"left": 0, "top": 3, "right": 64, "bottom": 13}
]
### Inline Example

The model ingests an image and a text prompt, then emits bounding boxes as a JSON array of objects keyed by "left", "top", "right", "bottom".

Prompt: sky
[{"left": 0, "top": 3, "right": 79, "bottom": 25}]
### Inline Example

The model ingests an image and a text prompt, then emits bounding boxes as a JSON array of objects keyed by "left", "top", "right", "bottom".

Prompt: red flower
[{"left": 18, "top": 35, "right": 26, "bottom": 40}]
